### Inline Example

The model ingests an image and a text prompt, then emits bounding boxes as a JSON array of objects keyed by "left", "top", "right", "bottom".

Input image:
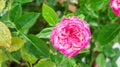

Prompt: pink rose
[
  {"left": 94, "top": 65, "right": 100, "bottom": 67},
  {"left": 110, "top": 0, "right": 120, "bottom": 16},
  {"left": 50, "top": 16, "right": 91, "bottom": 56}
]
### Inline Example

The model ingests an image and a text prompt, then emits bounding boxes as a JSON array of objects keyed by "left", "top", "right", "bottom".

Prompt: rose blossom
[
  {"left": 110, "top": 0, "right": 120, "bottom": 16},
  {"left": 50, "top": 16, "right": 91, "bottom": 56}
]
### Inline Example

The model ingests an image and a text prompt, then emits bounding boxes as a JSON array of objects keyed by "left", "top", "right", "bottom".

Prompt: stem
[{"left": 90, "top": 52, "right": 95, "bottom": 67}]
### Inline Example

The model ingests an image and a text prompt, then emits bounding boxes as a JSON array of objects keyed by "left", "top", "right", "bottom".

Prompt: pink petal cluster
[
  {"left": 94, "top": 65, "right": 100, "bottom": 67},
  {"left": 110, "top": 0, "right": 120, "bottom": 16},
  {"left": 50, "top": 16, "right": 91, "bottom": 56}
]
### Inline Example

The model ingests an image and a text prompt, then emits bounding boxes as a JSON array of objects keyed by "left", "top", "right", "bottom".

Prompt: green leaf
[
  {"left": 89, "top": 0, "right": 109, "bottom": 11},
  {"left": 106, "top": 59, "right": 119, "bottom": 67},
  {"left": 78, "top": 14, "right": 85, "bottom": 20},
  {"left": 0, "top": 22, "right": 11, "bottom": 48},
  {"left": 66, "top": 13, "right": 74, "bottom": 18},
  {"left": 0, "top": 4, "right": 22, "bottom": 28},
  {"left": 6, "top": 37, "right": 25, "bottom": 52},
  {"left": 46, "top": 0, "right": 57, "bottom": 7},
  {"left": 42, "top": 4, "right": 58, "bottom": 26},
  {"left": 34, "top": 60, "right": 56, "bottom": 67},
  {"left": 2, "top": 50, "right": 20, "bottom": 64},
  {"left": 10, "top": 50, "right": 21, "bottom": 61},
  {"left": 98, "top": 24, "right": 120, "bottom": 45},
  {"left": 37, "top": 27, "right": 53, "bottom": 38},
  {"left": 1, "top": 62, "right": 7, "bottom": 67},
  {"left": 36, "top": 0, "right": 43, "bottom": 5},
  {"left": 10, "top": 4, "right": 22, "bottom": 22},
  {"left": 21, "top": 47, "right": 37, "bottom": 64},
  {"left": 80, "top": 48, "right": 89, "bottom": 54},
  {"left": 67, "top": 57, "right": 78, "bottom": 67},
  {"left": 50, "top": 52, "right": 63, "bottom": 66},
  {"left": 13, "top": 0, "right": 33, "bottom": 4},
  {"left": 60, "top": 57, "right": 77, "bottom": 67},
  {"left": 0, "top": 0, "right": 5, "bottom": 13},
  {"left": 106, "top": 61, "right": 112, "bottom": 67},
  {"left": 94, "top": 46, "right": 103, "bottom": 52},
  {"left": 89, "top": 22, "right": 99, "bottom": 27},
  {"left": 50, "top": 52, "right": 77, "bottom": 67},
  {"left": 1, "top": 4, "right": 22, "bottom": 28},
  {"left": 24, "top": 35, "right": 49, "bottom": 58},
  {"left": 15, "top": 12, "right": 40, "bottom": 34},
  {"left": 103, "top": 44, "right": 116, "bottom": 57},
  {"left": 96, "top": 53, "right": 106, "bottom": 67},
  {"left": 107, "top": 7, "right": 119, "bottom": 23},
  {"left": 84, "top": 4, "right": 98, "bottom": 18},
  {"left": 49, "top": 42, "right": 57, "bottom": 54}
]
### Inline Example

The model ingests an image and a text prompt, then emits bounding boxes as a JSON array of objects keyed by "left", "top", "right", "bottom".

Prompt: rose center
[
  {"left": 69, "top": 29, "right": 74, "bottom": 35},
  {"left": 68, "top": 28, "right": 81, "bottom": 40}
]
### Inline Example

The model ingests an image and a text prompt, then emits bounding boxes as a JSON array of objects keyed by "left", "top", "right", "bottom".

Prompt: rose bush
[
  {"left": 0, "top": 0, "right": 120, "bottom": 67},
  {"left": 50, "top": 16, "right": 91, "bottom": 56}
]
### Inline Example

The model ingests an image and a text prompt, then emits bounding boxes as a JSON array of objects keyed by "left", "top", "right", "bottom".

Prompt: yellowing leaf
[
  {"left": 0, "top": 21, "right": 11, "bottom": 48},
  {"left": 6, "top": 37, "right": 25, "bottom": 52},
  {"left": 0, "top": 0, "right": 5, "bottom": 13},
  {"left": 0, "top": 50, "right": 3, "bottom": 67}
]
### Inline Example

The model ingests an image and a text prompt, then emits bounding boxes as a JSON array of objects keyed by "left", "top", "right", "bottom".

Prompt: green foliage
[
  {"left": 66, "top": 13, "right": 75, "bottom": 18},
  {"left": 107, "top": 7, "right": 119, "bottom": 22},
  {"left": 89, "top": 0, "right": 109, "bottom": 11},
  {"left": 25, "top": 35, "right": 49, "bottom": 58},
  {"left": 21, "top": 47, "right": 37, "bottom": 64},
  {"left": 96, "top": 54, "right": 106, "bottom": 67},
  {"left": 10, "top": 4, "right": 22, "bottom": 22},
  {"left": 103, "top": 44, "right": 116, "bottom": 57},
  {"left": 13, "top": 0, "right": 33, "bottom": 4},
  {"left": 98, "top": 24, "right": 120, "bottom": 45},
  {"left": 37, "top": 27, "right": 53, "bottom": 38},
  {"left": 42, "top": 4, "right": 58, "bottom": 26},
  {"left": 0, "top": 0, "right": 120, "bottom": 67},
  {"left": 15, "top": 12, "right": 40, "bottom": 34}
]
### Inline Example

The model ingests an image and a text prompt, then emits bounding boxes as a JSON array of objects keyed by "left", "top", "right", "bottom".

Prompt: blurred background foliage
[{"left": 0, "top": 0, "right": 120, "bottom": 67}]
